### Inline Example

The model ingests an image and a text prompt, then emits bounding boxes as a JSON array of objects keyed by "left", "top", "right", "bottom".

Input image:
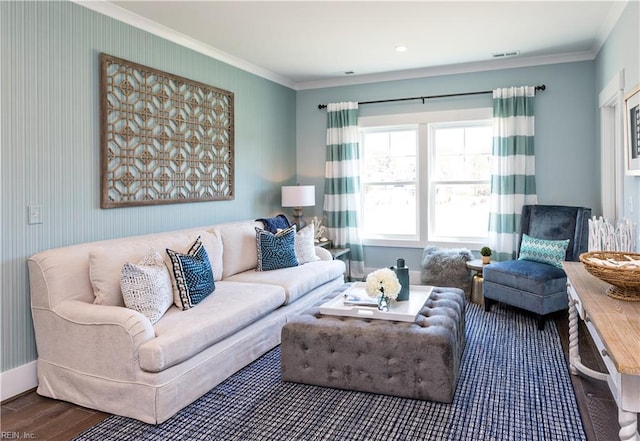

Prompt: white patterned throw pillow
[
  {"left": 295, "top": 224, "right": 320, "bottom": 264},
  {"left": 120, "top": 248, "right": 173, "bottom": 324}
]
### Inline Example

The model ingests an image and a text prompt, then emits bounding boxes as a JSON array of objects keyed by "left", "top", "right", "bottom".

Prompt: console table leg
[
  {"left": 568, "top": 298, "right": 580, "bottom": 376},
  {"left": 618, "top": 407, "right": 640, "bottom": 441},
  {"left": 568, "top": 298, "right": 609, "bottom": 381}
]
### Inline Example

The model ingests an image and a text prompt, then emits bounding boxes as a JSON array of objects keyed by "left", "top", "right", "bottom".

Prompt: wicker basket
[{"left": 579, "top": 251, "right": 640, "bottom": 301}]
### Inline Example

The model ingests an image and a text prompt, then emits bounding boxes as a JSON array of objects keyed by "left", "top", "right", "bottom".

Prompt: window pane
[
  {"left": 390, "top": 130, "right": 416, "bottom": 156},
  {"left": 432, "top": 124, "right": 491, "bottom": 181},
  {"left": 432, "top": 184, "right": 490, "bottom": 238},
  {"left": 363, "top": 130, "right": 416, "bottom": 182},
  {"left": 362, "top": 184, "right": 416, "bottom": 235},
  {"left": 434, "top": 127, "right": 464, "bottom": 155},
  {"left": 465, "top": 126, "right": 493, "bottom": 153},
  {"left": 364, "top": 156, "right": 416, "bottom": 182}
]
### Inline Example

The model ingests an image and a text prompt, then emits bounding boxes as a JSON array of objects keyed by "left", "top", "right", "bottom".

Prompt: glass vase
[{"left": 377, "top": 294, "right": 390, "bottom": 311}]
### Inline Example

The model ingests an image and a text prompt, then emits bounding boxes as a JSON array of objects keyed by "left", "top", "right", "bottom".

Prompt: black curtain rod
[{"left": 317, "top": 84, "right": 546, "bottom": 110}]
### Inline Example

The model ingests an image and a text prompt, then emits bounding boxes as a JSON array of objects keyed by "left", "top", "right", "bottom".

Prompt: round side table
[{"left": 466, "top": 259, "right": 490, "bottom": 305}]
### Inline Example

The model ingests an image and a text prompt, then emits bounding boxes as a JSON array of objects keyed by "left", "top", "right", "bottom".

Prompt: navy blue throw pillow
[
  {"left": 255, "top": 226, "right": 299, "bottom": 271},
  {"left": 255, "top": 214, "right": 292, "bottom": 233},
  {"left": 166, "top": 236, "right": 215, "bottom": 310}
]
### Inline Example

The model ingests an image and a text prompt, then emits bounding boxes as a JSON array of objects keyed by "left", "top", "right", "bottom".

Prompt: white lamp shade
[{"left": 282, "top": 185, "right": 315, "bottom": 207}]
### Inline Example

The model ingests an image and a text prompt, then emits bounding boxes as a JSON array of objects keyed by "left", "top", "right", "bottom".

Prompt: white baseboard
[
  {"left": 1, "top": 361, "right": 38, "bottom": 401},
  {"left": 409, "top": 270, "right": 422, "bottom": 284}
]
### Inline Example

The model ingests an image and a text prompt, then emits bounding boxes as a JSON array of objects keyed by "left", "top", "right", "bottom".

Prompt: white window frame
[
  {"left": 427, "top": 119, "right": 493, "bottom": 243},
  {"left": 359, "top": 124, "right": 420, "bottom": 243},
  {"left": 359, "top": 108, "right": 492, "bottom": 248}
]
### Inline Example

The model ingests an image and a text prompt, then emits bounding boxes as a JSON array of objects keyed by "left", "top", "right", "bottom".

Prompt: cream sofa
[{"left": 27, "top": 220, "right": 345, "bottom": 424}]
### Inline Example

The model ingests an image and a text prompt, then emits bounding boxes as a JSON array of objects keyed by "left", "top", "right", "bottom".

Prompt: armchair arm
[{"left": 32, "top": 300, "right": 155, "bottom": 380}]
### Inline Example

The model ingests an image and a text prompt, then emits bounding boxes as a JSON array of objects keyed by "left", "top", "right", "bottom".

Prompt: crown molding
[
  {"left": 294, "top": 51, "right": 596, "bottom": 91},
  {"left": 73, "top": 0, "right": 296, "bottom": 90},
  {"left": 73, "top": 0, "right": 608, "bottom": 93},
  {"left": 592, "top": 0, "right": 629, "bottom": 55}
]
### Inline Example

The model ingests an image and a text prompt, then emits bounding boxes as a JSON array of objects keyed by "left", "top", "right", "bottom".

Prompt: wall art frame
[
  {"left": 100, "top": 53, "right": 234, "bottom": 208},
  {"left": 624, "top": 83, "right": 640, "bottom": 176}
]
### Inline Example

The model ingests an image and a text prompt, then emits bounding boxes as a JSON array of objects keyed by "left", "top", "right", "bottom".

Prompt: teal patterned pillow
[
  {"left": 256, "top": 226, "right": 299, "bottom": 271},
  {"left": 166, "top": 236, "right": 215, "bottom": 310},
  {"left": 518, "top": 234, "right": 570, "bottom": 268}
]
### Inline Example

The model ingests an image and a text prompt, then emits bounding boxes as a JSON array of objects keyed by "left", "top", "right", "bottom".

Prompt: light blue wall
[
  {"left": 1, "top": 1, "right": 296, "bottom": 372},
  {"left": 3, "top": 0, "right": 637, "bottom": 378},
  {"left": 297, "top": 62, "right": 599, "bottom": 270},
  {"left": 595, "top": 1, "right": 640, "bottom": 248}
]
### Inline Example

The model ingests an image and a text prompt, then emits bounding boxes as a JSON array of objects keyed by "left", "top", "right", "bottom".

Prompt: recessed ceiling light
[{"left": 395, "top": 45, "right": 408, "bottom": 53}]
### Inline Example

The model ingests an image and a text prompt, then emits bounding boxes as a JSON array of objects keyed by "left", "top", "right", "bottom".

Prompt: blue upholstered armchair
[{"left": 483, "top": 205, "right": 591, "bottom": 330}]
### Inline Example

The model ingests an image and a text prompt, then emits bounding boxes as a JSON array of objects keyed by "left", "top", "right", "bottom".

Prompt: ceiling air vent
[{"left": 492, "top": 50, "right": 520, "bottom": 59}]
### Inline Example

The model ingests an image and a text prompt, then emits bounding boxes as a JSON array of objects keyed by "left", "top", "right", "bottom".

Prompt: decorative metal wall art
[{"left": 100, "top": 53, "right": 234, "bottom": 208}]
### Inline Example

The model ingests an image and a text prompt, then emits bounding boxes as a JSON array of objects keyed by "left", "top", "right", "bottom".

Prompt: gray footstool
[
  {"left": 281, "top": 287, "right": 465, "bottom": 403},
  {"left": 421, "top": 246, "right": 474, "bottom": 297}
]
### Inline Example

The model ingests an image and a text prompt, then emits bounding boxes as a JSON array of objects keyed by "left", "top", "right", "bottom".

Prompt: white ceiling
[{"left": 82, "top": 0, "right": 629, "bottom": 90}]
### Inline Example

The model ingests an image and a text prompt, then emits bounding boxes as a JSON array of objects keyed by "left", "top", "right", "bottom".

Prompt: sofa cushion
[
  {"left": 166, "top": 237, "right": 216, "bottom": 310},
  {"left": 483, "top": 259, "right": 567, "bottom": 296},
  {"left": 90, "top": 230, "right": 222, "bottom": 307},
  {"left": 226, "top": 260, "right": 345, "bottom": 304},
  {"left": 138, "top": 281, "right": 286, "bottom": 372},
  {"left": 256, "top": 226, "right": 299, "bottom": 271},
  {"left": 120, "top": 248, "right": 173, "bottom": 324},
  {"left": 219, "top": 221, "right": 262, "bottom": 279}
]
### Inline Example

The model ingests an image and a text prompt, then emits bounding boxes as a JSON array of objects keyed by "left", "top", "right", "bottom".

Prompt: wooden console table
[{"left": 564, "top": 262, "right": 640, "bottom": 441}]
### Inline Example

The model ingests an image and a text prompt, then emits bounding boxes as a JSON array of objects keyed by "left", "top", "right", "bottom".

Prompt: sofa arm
[
  {"left": 32, "top": 300, "right": 155, "bottom": 380},
  {"left": 315, "top": 247, "right": 332, "bottom": 261}
]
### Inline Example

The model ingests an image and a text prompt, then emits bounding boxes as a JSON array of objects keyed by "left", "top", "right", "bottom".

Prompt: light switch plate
[{"left": 28, "top": 205, "right": 42, "bottom": 224}]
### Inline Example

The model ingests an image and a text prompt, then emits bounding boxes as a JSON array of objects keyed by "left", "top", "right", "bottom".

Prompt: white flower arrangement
[{"left": 365, "top": 268, "right": 401, "bottom": 300}]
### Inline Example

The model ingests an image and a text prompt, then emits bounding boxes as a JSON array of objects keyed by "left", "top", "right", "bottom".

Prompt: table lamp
[{"left": 282, "top": 185, "right": 315, "bottom": 229}]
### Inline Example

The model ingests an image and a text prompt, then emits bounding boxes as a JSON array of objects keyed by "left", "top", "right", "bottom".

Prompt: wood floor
[{"left": 1, "top": 313, "right": 623, "bottom": 441}]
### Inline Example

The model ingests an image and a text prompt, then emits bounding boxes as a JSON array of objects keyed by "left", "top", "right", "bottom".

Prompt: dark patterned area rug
[{"left": 74, "top": 302, "right": 586, "bottom": 441}]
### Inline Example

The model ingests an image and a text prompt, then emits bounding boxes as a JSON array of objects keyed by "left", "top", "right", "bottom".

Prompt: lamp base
[{"left": 291, "top": 207, "right": 307, "bottom": 230}]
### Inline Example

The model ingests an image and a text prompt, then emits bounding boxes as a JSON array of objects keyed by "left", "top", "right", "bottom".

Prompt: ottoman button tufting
[{"left": 280, "top": 286, "right": 465, "bottom": 404}]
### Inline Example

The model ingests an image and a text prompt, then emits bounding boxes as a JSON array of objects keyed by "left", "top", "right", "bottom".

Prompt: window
[
  {"left": 361, "top": 127, "right": 418, "bottom": 240},
  {"left": 428, "top": 122, "right": 492, "bottom": 241},
  {"left": 359, "top": 108, "right": 492, "bottom": 247}
]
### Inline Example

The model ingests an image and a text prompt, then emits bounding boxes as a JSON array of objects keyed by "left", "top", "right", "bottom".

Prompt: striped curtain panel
[
  {"left": 324, "top": 102, "right": 364, "bottom": 280},
  {"left": 488, "top": 86, "right": 538, "bottom": 261}
]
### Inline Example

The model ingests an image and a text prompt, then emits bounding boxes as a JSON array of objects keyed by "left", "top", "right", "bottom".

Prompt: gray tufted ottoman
[{"left": 281, "top": 287, "right": 465, "bottom": 403}]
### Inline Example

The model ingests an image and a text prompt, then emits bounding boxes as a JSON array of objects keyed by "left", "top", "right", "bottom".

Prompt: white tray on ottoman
[{"left": 318, "top": 282, "right": 433, "bottom": 322}]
